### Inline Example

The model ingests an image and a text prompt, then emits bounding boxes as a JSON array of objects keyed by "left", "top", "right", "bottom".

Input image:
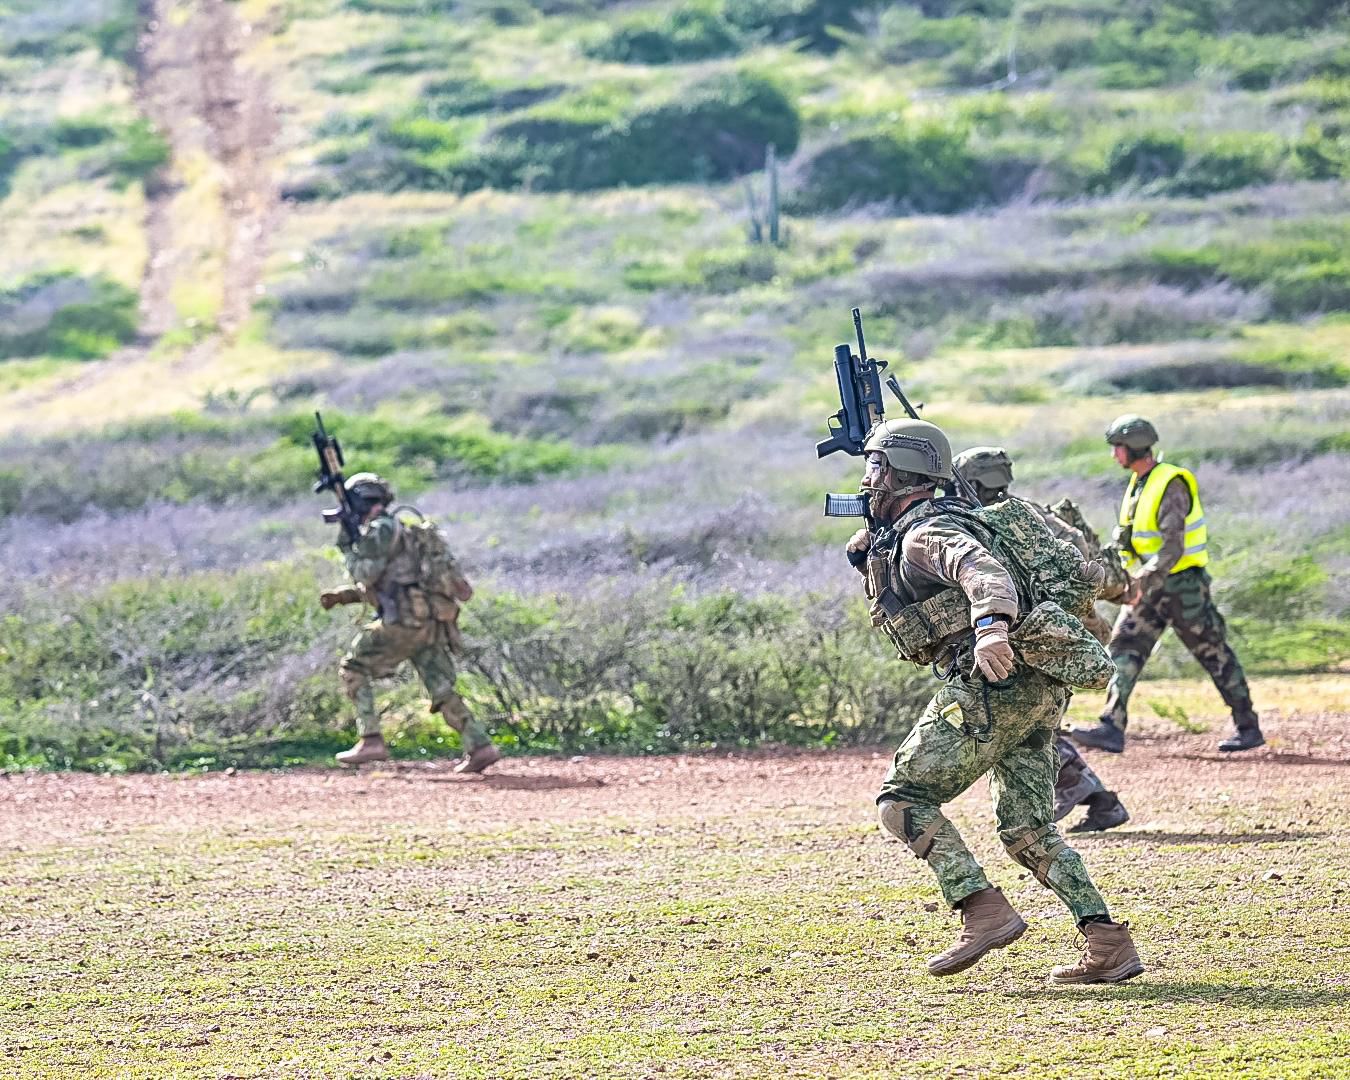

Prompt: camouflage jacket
[
  {"left": 862, "top": 498, "right": 1021, "bottom": 622},
  {"left": 338, "top": 512, "right": 423, "bottom": 622},
  {"left": 1019, "top": 497, "right": 1093, "bottom": 561}
]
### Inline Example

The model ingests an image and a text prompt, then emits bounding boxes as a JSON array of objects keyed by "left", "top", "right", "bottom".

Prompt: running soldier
[
  {"left": 320, "top": 473, "right": 501, "bottom": 773},
  {"left": 953, "top": 447, "right": 1128, "bottom": 833},
  {"left": 850, "top": 419, "right": 1142, "bottom": 984},
  {"left": 1069, "top": 416, "right": 1264, "bottom": 754}
]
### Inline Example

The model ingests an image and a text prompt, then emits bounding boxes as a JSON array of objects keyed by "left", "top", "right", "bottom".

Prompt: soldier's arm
[
  {"left": 344, "top": 515, "right": 399, "bottom": 589},
  {"left": 1136, "top": 477, "right": 1191, "bottom": 597},
  {"left": 902, "top": 520, "right": 1020, "bottom": 622},
  {"left": 1034, "top": 502, "right": 1093, "bottom": 560}
]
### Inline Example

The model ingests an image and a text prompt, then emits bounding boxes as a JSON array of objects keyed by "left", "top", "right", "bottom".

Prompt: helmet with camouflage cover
[
  {"left": 953, "top": 446, "right": 1013, "bottom": 492},
  {"left": 1104, "top": 414, "right": 1158, "bottom": 450},
  {"left": 862, "top": 419, "right": 953, "bottom": 482},
  {"left": 344, "top": 472, "right": 394, "bottom": 509}
]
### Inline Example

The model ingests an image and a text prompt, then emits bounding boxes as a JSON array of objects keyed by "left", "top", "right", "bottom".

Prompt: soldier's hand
[
  {"left": 846, "top": 528, "right": 871, "bottom": 554},
  {"left": 319, "top": 591, "right": 342, "bottom": 610},
  {"left": 973, "top": 621, "right": 1016, "bottom": 682},
  {"left": 1123, "top": 580, "right": 1144, "bottom": 607}
]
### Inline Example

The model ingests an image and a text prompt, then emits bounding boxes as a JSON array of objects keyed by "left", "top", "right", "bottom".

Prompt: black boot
[
  {"left": 1218, "top": 725, "right": 1264, "bottom": 752},
  {"left": 1068, "top": 721, "right": 1125, "bottom": 754},
  {"left": 1069, "top": 793, "right": 1130, "bottom": 833}
]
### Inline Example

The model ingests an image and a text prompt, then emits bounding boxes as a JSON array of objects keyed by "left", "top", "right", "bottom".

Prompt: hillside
[{"left": 1, "top": 0, "right": 1348, "bottom": 767}]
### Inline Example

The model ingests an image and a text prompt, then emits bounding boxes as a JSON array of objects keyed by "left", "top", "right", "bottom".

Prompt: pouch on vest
[
  {"left": 884, "top": 588, "right": 972, "bottom": 664},
  {"left": 1009, "top": 601, "right": 1114, "bottom": 689}
]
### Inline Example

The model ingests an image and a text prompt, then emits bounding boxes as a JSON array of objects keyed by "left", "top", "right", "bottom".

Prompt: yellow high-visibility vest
[{"left": 1118, "top": 462, "right": 1208, "bottom": 574}]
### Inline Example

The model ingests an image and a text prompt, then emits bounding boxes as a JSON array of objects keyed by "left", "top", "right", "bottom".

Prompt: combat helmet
[
  {"left": 1104, "top": 414, "right": 1158, "bottom": 450},
  {"left": 344, "top": 472, "right": 395, "bottom": 510},
  {"left": 953, "top": 446, "right": 1013, "bottom": 492},
  {"left": 863, "top": 419, "right": 953, "bottom": 482}
]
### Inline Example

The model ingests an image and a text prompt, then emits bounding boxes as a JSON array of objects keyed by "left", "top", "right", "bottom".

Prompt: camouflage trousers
[
  {"left": 1101, "top": 568, "right": 1256, "bottom": 732},
  {"left": 340, "top": 617, "right": 491, "bottom": 751},
  {"left": 1055, "top": 736, "right": 1107, "bottom": 805},
  {"left": 879, "top": 670, "right": 1110, "bottom": 922}
]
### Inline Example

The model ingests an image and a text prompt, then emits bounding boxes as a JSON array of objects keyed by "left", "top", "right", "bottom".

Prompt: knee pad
[
  {"left": 879, "top": 798, "right": 947, "bottom": 861},
  {"left": 339, "top": 666, "right": 366, "bottom": 702},
  {"left": 1001, "top": 823, "right": 1066, "bottom": 884}
]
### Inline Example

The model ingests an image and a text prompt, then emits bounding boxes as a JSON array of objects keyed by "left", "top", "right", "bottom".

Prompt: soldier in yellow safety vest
[{"left": 1068, "top": 415, "right": 1264, "bottom": 754}]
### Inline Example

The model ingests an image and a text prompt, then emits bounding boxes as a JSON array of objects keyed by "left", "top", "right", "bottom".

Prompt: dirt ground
[{"left": 3, "top": 678, "right": 1348, "bottom": 1078}]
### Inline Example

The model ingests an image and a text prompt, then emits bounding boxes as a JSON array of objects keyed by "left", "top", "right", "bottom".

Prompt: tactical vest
[
  {"left": 1118, "top": 463, "right": 1208, "bottom": 574},
  {"left": 864, "top": 499, "right": 1100, "bottom": 663}
]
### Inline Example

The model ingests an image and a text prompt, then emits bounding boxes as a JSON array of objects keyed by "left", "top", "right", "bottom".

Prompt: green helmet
[
  {"left": 863, "top": 419, "right": 953, "bottom": 482},
  {"left": 1105, "top": 414, "right": 1158, "bottom": 450},
  {"left": 344, "top": 472, "right": 394, "bottom": 508},
  {"left": 953, "top": 446, "right": 1013, "bottom": 491}
]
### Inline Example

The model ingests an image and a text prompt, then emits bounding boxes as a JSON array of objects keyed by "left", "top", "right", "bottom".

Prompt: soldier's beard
[{"left": 862, "top": 478, "right": 933, "bottom": 525}]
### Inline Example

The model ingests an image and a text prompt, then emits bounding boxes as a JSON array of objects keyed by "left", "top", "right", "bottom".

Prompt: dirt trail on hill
[
  {"left": 135, "top": 0, "right": 280, "bottom": 336},
  {"left": 10, "top": 0, "right": 280, "bottom": 422}
]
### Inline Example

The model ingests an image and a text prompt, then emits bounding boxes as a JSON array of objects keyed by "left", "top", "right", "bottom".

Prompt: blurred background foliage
[{"left": 0, "top": 0, "right": 1347, "bottom": 768}]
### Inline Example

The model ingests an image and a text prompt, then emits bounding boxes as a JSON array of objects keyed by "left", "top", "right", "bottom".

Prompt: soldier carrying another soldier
[
  {"left": 952, "top": 447, "right": 1128, "bottom": 834},
  {"left": 1069, "top": 415, "right": 1264, "bottom": 755},
  {"left": 848, "top": 419, "right": 1142, "bottom": 984},
  {"left": 319, "top": 472, "right": 501, "bottom": 773}
]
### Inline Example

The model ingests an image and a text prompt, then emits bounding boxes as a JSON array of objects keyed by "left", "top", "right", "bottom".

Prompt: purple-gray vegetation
[{"left": 0, "top": 503, "right": 305, "bottom": 608}]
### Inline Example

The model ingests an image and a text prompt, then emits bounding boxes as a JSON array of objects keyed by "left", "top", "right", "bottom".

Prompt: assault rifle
[
  {"left": 818, "top": 308, "right": 979, "bottom": 520},
  {"left": 311, "top": 412, "right": 362, "bottom": 544}
]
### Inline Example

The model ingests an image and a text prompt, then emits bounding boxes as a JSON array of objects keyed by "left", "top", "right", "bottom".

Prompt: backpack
[{"left": 395, "top": 512, "right": 472, "bottom": 604}]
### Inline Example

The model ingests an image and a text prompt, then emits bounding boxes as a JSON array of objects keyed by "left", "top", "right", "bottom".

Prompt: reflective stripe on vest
[{"left": 1118, "top": 463, "right": 1208, "bottom": 574}]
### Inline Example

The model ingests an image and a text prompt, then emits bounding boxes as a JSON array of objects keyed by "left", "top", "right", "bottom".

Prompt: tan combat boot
[
  {"left": 335, "top": 734, "right": 389, "bottom": 767},
  {"left": 927, "top": 887, "right": 1028, "bottom": 976},
  {"left": 453, "top": 744, "right": 501, "bottom": 775},
  {"left": 1050, "top": 920, "right": 1143, "bottom": 984}
]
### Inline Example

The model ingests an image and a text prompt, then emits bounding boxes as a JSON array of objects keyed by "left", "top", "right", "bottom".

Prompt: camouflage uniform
[
  {"left": 1018, "top": 497, "right": 1115, "bottom": 646},
  {"left": 867, "top": 502, "right": 1112, "bottom": 922},
  {"left": 337, "top": 513, "right": 491, "bottom": 752},
  {"left": 1100, "top": 476, "right": 1257, "bottom": 734},
  {"left": 950, "top": 448, "right": 1126, "bottom": 829}
]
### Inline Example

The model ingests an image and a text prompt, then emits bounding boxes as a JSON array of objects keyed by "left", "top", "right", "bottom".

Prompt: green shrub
[
  {"left": 45, "top": 114, "right": 170, "bottom": 188},
  {"left": 1164, "top": 133, "right": 1284, "bottom": 197},
  {"left": 0, "top": 271, "right": 138, "bottom": 360},
  {"left": 1, "top": 573, "right": 932, "bottom": 769},
  {"left": 787, "top": 121, "right": 988, "bottom": 214},
  {"left": 585, "top": 0, "right": 742, "bottom": 64},
  {"left": 724, "top": 0, "right": 885, "bottom": 54},
  {"left": 52, "top": 114, "right": 118, "bottom": 148},
  {"left": 343, "top": 69, "right": 800, "bottom": 193},
  {"left": 1096, "top": 131, "right": 1187, "bottom": 190},
  {"left": 691, "top": 244, "right": 779, "bottom": 292},
  {"left": 1144, "top": 228, "right": 1350, "bottom": 317}
]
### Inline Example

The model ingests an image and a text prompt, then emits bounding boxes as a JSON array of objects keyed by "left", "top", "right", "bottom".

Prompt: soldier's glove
[
  {"left": 845, "top": 528, "right": 871, "bottom": 569},
  {"left": 973, "top": 619, "right": 1016, "bottom": 682},
  {"left": 319, "top": 588, "right": 362, "bottom": 610}
]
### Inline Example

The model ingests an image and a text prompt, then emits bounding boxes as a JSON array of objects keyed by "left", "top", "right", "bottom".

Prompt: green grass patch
[{"left": 0, "top": 270, "right": 138, "bottom": 360}]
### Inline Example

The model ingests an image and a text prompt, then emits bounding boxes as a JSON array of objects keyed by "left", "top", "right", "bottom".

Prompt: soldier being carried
[{"left": 952, "top": 447, "right": 1128, "bottom": 834}]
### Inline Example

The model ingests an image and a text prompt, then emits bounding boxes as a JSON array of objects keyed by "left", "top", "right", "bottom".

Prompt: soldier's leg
[
  {"left": 410, "top": 627, "right": 493, "bottom": 753},
  {"left": 1168, "top": 570, "right": 1259, "bottom": 736},
  {"left": 992, "top": 727, "right": 1110, "bottom": 923},
  {"left": 1053, "top": 736, "right": 1107, "bottom": 820},
  {"left": 1099, "top": 595, "right": 1168, "bottom": 732},
  {"left": 879, "top": 690, "right": 1023, "bottom": 909},
  {"left": 339, "top": 622, "right": 417, "bottom": 736}
]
